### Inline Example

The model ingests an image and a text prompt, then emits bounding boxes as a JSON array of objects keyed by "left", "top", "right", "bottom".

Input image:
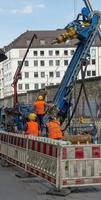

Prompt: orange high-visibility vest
[
  {"left": 26, "top": 121, "right": 39, "bottom": 136},
  {"left": 33, "top": 100, "right": 45, "bottom": 115},
  {"left": 46, "top": 120, "right": 62, "bottom": 139}
]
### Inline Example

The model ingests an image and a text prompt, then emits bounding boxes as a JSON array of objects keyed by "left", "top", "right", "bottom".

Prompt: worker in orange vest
[
  {"left": 33, "top": 95, "right": 46, "bottom": 133},
  {"left": 25, "top": 113, "right": 40, "bottom": 136},
  {"left": 46, "top": 116, "right": 63, "bottom": 139}
]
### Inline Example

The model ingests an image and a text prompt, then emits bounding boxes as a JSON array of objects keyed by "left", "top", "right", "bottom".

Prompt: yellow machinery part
[{"left": 54, "top": 27, "right": 77, "bottom": 44}]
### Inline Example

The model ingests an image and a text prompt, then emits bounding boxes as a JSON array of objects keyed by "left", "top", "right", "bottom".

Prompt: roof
[{"left": 4, "top": 30, "right": 101, "bottom": 52}]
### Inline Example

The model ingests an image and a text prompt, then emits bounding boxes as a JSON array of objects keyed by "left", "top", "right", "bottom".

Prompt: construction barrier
[
  {"left": 27, "top": 136, "right": 59, "bottom": 186},
  {"left": 0, "top": 131, "right": 101, "bottom": 190},
  {"left": 0, "top": 132, "right": 27, "bottom": 169},
  {"left": 59, "top": 144, "right": 101, "bottom": 189}
]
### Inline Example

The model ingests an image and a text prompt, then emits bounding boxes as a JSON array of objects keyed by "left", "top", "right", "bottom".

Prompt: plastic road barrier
[
  {"left": 0, "top": 131, "right": 101, "bottom": 190},
  {"left": 59, "top": 145, "right": 101, "bottom": 189}
]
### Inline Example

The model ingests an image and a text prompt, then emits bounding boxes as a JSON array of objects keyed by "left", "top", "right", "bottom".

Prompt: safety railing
[{"left": 0, "top": 131, "right": 101, "bottom": 190}]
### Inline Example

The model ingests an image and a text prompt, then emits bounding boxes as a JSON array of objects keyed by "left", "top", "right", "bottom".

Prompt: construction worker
[
  {"left": 46, "top": 116, "right": 63, "bottom": 139},
  {"left": 33, "top": 95, "right": 46, "bottom": 133},
  {"left": 25, "top": 113, "right": 40, "bottom": 136}
]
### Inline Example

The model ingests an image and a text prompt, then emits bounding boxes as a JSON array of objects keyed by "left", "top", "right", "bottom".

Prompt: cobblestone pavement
[{"left": 0, "top": 162, "right": 101, "bottom": 200}]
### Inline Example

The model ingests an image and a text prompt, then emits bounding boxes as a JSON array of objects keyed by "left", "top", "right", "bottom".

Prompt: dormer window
[
  {"left": 26, "top": 40, "right": 30, "bottom": 46},
  {"left": 40, "top": 40, "right": 45, "bottom": 46}
]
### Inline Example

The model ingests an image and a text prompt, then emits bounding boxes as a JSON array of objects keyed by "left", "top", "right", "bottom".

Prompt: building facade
[{"left": 0, "top": 30, "right": 101, "bottom": 99}]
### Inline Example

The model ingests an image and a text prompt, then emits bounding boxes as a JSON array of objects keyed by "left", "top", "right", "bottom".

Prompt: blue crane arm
[{"left": 53, "top": 9, "right": 101, "bottom": 116}]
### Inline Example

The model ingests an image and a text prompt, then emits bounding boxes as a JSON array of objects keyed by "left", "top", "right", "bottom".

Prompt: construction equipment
[
  {"left": 1, "top": 34, "right": 37, "bottom": 132},
  {"left": 1, "top": 0, "right": 101, "bottom": 141},
  {"left": 1, "top": 0, "right": 101, "bottom": 193},
  {"left": 12, "top": 33, "right": 37, "bottom": 109},
  {"left": 47, "top": 0, "right": 101, "bottom": 142}
]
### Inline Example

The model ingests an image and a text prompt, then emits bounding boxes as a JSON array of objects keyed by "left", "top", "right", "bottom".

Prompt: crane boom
[
  {"left": 12, "top": 33, "right": 37, "bottom": 109},
  {"left": 52, "top": 2, "right": 101, "bottom": 125}
]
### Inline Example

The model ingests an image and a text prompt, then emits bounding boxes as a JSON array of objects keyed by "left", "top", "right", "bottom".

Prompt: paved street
[{"left": 0, "top": 160, "right": 101, "bottom": 200}]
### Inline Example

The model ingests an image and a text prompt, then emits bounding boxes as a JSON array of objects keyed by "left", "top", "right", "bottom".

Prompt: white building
[{"left": 0, "top": 30, "right": 101, "bottom": 99}]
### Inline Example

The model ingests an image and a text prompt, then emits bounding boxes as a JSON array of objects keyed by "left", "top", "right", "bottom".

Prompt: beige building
[{"left": 0, "top": 30, "right": 101, "bottom": 99}]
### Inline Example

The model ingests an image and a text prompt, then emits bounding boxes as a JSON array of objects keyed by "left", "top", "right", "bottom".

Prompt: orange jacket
[
  {"left": 46, "top": 120, "right": 62, "bottom": 139},
  {"left": 25, "top": 121, "right": 39, "bottom": 136},
  {"left": 33, "top": 100, "right": 45, "bottom": 115}
]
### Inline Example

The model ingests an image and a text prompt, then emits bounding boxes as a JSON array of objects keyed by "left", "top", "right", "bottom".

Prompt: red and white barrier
[
  {"left": 0, "top": 132, "right": 27, "bottom": 169},
  {"left": 60, "top": 145, "right": 101, "bottom": 189},
  {"left": 27, "top": 136, "right": 58, "bottom": 185},
  {"left": 0, "top": 131, "right": 101, "bottom": 190}
]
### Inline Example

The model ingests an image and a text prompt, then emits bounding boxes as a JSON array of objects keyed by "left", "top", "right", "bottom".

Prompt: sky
[{"left": 0, "top": 0, "right": 101, "bottom": 47}]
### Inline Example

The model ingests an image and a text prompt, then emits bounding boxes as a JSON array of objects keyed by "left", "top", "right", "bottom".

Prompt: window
[
  {"left": 50, "top": 83, "right": 54, "bottom": 86},
  {"left": 34, "top": 60, "right": 38, "bottom": 67},
  {"left": 34, "top": 83, "right": 38, "bottom": 90},
  {"left": 40, "top": 40, "right": 45, "bottom": 46},
  {"left": 25, "top": 60, "right": 29, "bottom": 66},
  {"left": 18, "top": 60, "right": 22, "bottom": 66},
  {"left": 18, "top": 84, "right": 22, "bottom": 90},
  {"left": 91, "top": 49, "right": 96, "bottom": 57},
  {"left": 41, "top": 72, "right": 45, "bottom": 78},
  {"left": 26, "top": 40, "right": 30, "bottom": 46},
  {"left": 33, "top": 51, "right": 38, "bottom": 56},
  {"left": 64, "top": 50, "right": 68, "bottom": 55},
  {"left": 40, "top": 51, "right": 44, "bottom": 56},
  {"left": 71, "top": 50, "right": 75, "bottom": 55},
  {"left": 34, "top": 72, "right": 38, "bottom": 78},
  {"left": 40, "top": 60, "right": 45, "bottom": 66},
  {"left": 55, "top": 50, "right": 59, "bottom": 56},
  {"left": 49, "top": 50, "right": 53, "bottom": 56},
  {"left": 87, "top": 70, "right": 91, "bottom": 76},
  {"left": 25, "top": 84, "right": 29, "bottom": 90},
  {"left": 56, "top": 60, "right": 60, "bottom": 66},
  {"left": 64, "top": 60, "right": 68, "bottom": 65},
  {"left": 56, "top": 71, "right": 60, "bottom": 77},
  {"left": 25, "top": 72, "right": 29, "bottom": 78},
  {"left": 92, "top": 70, "right": 96, "bottom": 76},
  {"left": 49, "top": 72, "right": 54, "bottom": 77},
  {"left": 92, "top": 59, "right": 96, "bottom": 65},
  {"left": 49, "top": 60, "right": 53, "bottom": 66},
  {"left": 19, "top": 72, "right": 22, "bottom": 80},
  {"left": 41, "top": 83, "right": 45, "bottom": 88}
]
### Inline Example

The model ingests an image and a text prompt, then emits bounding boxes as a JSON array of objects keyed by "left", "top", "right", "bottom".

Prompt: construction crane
[
  {"left": 1, "top": 34, "right": 37, "bottom": 132},
  {"left": 47, "top": 0, "right": 101, "bottom": 141},
  {"left": 11, "top": 33, "right": 37, "bottom": 109}
]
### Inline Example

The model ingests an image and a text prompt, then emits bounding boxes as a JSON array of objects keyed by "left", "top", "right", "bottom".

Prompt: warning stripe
[
  {"left": 27, "top": 166, "right": 56, "bottom": 184},
  {"left": 62, "top": 145, "right": 101, "bottom": 159},
  {"left": 28, "top": 139, "right": 57, "bottom": 157},
  {"left": 62, "top": 177, "right": 101, "bottom": 186}
]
